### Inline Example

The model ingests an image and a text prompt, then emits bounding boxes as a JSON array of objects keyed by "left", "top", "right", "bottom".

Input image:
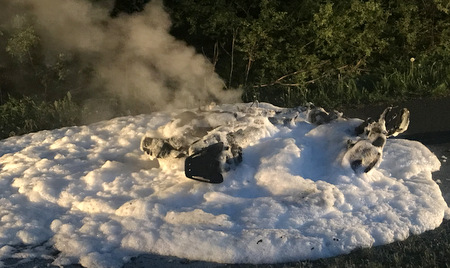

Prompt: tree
[{"left": 5, "top": 16, "right": 40, "bottom": 64}]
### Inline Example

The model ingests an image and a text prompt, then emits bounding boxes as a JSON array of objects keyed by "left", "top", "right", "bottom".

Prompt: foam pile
[{"left": 0, "top": 103, "right": 448, "bottom": 267}]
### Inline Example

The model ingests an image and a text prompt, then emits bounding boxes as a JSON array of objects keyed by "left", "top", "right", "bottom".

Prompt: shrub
[{"left": 0, "top": 92, "right": 81, "bottom": 140}]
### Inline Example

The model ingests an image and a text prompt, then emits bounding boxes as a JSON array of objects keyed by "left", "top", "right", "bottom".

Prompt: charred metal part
[{"left": 141, "top": 103, "right": 411, "bottom": 180}]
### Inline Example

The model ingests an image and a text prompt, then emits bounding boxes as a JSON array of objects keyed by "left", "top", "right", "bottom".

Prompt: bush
[
  {"left": 165, "top": 0, "right": 450, "bottom": 108},
  {"left": 0, "top": 93, "right": 81, "bottom": 140}
]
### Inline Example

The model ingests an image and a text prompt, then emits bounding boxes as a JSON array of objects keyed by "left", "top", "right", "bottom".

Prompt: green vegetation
[
  {"left": 165, "top": 0, "right": 450, "bottom": 108},
  {"left": 0, "top": 93, "right": 80, "bottom": 139}
]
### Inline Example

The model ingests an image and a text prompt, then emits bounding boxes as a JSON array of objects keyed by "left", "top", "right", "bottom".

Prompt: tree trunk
[{"left": 228, "top": 30, "right": 237, "bottom": 88}]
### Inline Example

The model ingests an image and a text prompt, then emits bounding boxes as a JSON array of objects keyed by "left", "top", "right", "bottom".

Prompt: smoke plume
[{"left": 2, "top": 0, "right": 241, "bottom": 115}]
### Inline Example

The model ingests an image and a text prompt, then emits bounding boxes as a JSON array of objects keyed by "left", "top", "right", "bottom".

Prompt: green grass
[
  {"left": 323, "top": 60, "right": 449, "bottom": 110},
  {"left": 244, "top": 57, "right": 450, "bottom": 110}
]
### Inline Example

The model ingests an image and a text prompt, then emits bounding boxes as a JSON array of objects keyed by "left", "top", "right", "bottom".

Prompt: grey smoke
[{"left": 2, "top": 0, "right": 241, "bottom": 115}]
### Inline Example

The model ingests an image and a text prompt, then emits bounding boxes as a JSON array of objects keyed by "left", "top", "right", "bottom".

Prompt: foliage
[
  {"left": 5, "top": 16, "right": 39, "bottom": 64},
  {"left": 0, "top": 93, "right": 81, "bottom": 140},
  {"left": 165, "top": 0, "right": 450, "bottom": 108},
  {"left": 1, "top": 15, "right": 94, "bottom": 103}
]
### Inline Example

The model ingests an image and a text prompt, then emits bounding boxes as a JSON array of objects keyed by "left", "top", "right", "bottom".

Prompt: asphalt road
[{"left": 343, "top": 96, "right": 450, "bottom": 144}]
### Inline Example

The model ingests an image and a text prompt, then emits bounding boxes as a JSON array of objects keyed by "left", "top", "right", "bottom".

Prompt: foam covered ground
[{"left": 0, "top": 103, "right": 448, "bottom": 267}]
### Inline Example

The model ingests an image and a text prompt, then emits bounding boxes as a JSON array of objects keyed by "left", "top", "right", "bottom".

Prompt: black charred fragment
[
  {"left": 351, "top": 160, "right": 362, "bottom": 171},
  {"left": 372, "top": 136, "right": 386, "bottom": 148},
  {"left": 364, "top": 153, "right": 381, "bottom": 173}
]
